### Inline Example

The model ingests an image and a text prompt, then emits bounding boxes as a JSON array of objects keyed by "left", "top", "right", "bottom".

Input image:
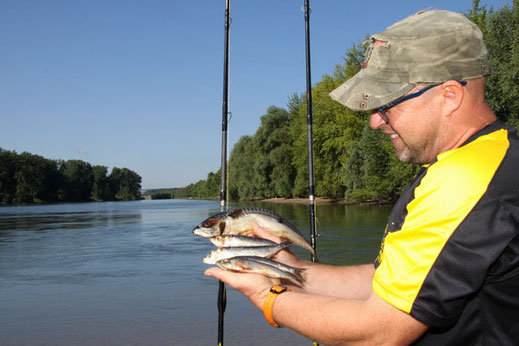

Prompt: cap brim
[{"left": 329, "top": 72, "right": 415, "bottom": 111}]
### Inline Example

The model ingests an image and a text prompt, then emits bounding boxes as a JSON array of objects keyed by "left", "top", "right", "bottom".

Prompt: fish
[
  {"left": 202, "top": 242, "right": 290, "bottom": 265},
  {"left": 215, "top": 256, "right": 305, "bottom": 285},
  {"left": 240, "top": 256, "right": 306, "bottom": 284},
  {"left": 193, "top": 207, "right": 315, "bottom": 256},
  {"left": 209, "top": 235, "right": 277, "bottom": 248}
]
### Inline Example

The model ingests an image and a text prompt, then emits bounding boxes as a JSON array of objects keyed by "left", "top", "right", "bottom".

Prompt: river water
[{"left": 0, "top": 199, "right": 391, "bottom": 345}]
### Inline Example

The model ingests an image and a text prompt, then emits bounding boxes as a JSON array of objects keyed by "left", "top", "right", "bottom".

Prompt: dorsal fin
[{"left": 228, "top": 209, "right": 243, "bottom": 219}]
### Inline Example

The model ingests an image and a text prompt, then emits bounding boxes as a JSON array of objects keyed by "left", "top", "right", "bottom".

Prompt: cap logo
[
  {"left": 361, "top": 39, "right": 387, "bottom": 69},
  {"left": 361, "top": 43, "right": 373, "bottom": 69}
]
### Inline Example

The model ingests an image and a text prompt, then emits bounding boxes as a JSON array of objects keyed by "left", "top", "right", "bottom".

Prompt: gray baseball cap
[{"left": 329, "top": 9, "right": 491, "bottom": 111}]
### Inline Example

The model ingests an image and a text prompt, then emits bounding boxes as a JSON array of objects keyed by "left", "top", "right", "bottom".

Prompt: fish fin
[
  {"left": 294, "top": 267, "right": 306, "bottom": 280},
  {"left": 218, "top": 221, "right": 226, "bottom": 235},
  {"left": 228, "top": 209, "right": 243, "bottom": 219},
  {"left": 279, "top": 241, "right": 291, "bottom": 249}
]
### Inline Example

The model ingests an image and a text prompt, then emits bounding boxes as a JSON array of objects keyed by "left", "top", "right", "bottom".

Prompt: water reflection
[{"left": 0, "top": 211, "right": 141, "bottom": 233}]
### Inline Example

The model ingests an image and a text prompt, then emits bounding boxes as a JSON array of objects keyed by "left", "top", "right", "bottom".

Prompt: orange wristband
[{"left": 263, "top": 285, "right": 292, "bottom": 328}]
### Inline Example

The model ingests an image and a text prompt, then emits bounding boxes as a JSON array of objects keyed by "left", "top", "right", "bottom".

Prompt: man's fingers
[
  {"left": 252, "top": 222, "right": 282, "bottom": 243},
  {"left": 204, "top": 266, "right": 226, "bottom": 280}
]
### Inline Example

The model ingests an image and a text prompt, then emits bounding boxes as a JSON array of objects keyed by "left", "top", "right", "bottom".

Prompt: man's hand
[{"left": 251, "top": 222, "right": 304, "bottom": 268}]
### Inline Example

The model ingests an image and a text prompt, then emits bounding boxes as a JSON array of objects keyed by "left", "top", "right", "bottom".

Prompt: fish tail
[
  {"left": 292, "top": 267, "right": 306, "bottom": 285},
  {"left": 303, "top": 243, "right": 317, "bottom": 257}
]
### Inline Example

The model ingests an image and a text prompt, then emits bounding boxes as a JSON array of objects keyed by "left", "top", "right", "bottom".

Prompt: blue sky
[{"left": 0, "top": 0, "right": 509, "bottom": 189}]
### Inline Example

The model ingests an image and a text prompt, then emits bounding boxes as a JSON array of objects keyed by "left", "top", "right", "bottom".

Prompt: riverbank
[
  {"left": 259, "top": 197, "right": 351, "bottom": 205},
  {"left": 145, "top": 196, "right": 393, "bottom": 206}
]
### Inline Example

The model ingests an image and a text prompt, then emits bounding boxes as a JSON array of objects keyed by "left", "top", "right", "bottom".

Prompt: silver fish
[
  {"left": 216, "top": 256, "right": 305, "bottom": 285},
  {"left": 241, "top": 256, "right": 305, "bottom": 284},
  {"left": 209, "top": 235, "right": 277, "bottom": 248},
  {"left": 202, "top": 243, "right": 290, "bottom": 265},
  {"left": 193, "top": 207, "right": 315, "bottom": 256}
]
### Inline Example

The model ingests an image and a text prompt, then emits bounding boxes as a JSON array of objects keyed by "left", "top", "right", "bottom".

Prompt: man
[{"left": 206, "top": 9, "right": 519, "bottom": 345}]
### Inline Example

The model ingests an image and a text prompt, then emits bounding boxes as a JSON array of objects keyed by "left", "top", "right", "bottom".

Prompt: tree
[
  {"left": 467, "top": 0, "right": 519, "bottom": 127},
  {"left": 0, "top": 148, "right": 17, "bottom": 204},
  {"left": 290, "top": 39, "right": 367, "bottom": 198},
  {"left": 108, "top": 167, "right": 122, "bottom": 200},
  {"left": 13, "top": 152, "right": 59, "bottom": 203},
  {"left": 60, "top": 160, "right": 94, "bottom": 201},
  {"left": 345, "top": 124, "right": 418, "bottom": 202},
  {"left": 252, "top": 106, "right": 294, "bottom": 198},
  {"left": 116, "top": 168, "right": 142, "bottom": 200},
  {"left": 13, "top": 152, "right": 39, "bottom": 203},
  {"left": 229, "top": 135, "right": 257, "bottom": 199},
  {"left": 92, "top": 165, "right": 111, "bottom": 201}
]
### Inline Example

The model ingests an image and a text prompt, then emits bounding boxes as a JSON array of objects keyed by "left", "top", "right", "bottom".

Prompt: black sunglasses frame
[{"left": 376, "top": 80, "right": 467, "bottom": 123}]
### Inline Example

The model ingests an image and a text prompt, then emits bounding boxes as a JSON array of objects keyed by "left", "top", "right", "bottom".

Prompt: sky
[{"left": 0, "top": 0, "right": 511, "bottom": 189}]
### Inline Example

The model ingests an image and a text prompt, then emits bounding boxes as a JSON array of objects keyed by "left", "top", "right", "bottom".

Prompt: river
[{"left": 0, "top": 199, "right": 392, "bottom": 345}]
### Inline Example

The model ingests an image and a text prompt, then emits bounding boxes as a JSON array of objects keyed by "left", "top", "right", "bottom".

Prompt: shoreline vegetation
[
  {"left": 0, "top": 149, "right": 142, "bottom": 205},
  {"left": 143, "top": 194, "right": 392, "bottom": 207},
  {"left": 144, "top": 2, "right": 518, "bottom": 206}
]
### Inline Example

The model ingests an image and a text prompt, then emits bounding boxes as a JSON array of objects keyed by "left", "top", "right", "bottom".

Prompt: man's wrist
[{"left": 263, "top": 285, "right": 292, "bottom": 327}]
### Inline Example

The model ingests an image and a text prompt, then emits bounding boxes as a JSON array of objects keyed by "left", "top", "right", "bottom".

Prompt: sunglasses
[{"left": 376, "top": 80, "right": 467, "bottom": 123}]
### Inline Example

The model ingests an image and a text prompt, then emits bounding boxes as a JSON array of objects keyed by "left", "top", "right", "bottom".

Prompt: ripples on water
[{"left": 0, "top": 199, "right": 391, "bottom": 345}]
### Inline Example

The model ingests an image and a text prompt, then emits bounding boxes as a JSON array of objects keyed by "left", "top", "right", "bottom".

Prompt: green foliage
[
  {"left": 92, "top": 165, "right": 111, "bottom": 201},
  {"left": 14, "top": 152, "right": 54, "bottom": 203},
  {"left": 229, "top": 136, "right": 257, "bottom": 199},
  {"left": 150, "top": 193, "right": 171, "bottom": 200},
  {"left": 60, "top": 160, "right": 94, "bottom": 201},
  {"left": 0, "top": 148, "right": 17, "bottom": 204},
  {"left": 229, "top": 107, "right": 295, "bottom": 200},
  {"left": 344, "top": 125, "right": 418, "bottom": 202},
  {"left": 467, "top": 0, "right": 519, "bottom": 127},
  {"left": 290, "top": 40, "right": 366, "bottom": 198},
  {"left": 0, "top": 148, "right": 142, "bottom": 204}
]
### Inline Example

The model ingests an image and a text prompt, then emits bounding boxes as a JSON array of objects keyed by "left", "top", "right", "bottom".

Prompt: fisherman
[{"left": 205, "top": 9, "right": 519, "bottom": 345}]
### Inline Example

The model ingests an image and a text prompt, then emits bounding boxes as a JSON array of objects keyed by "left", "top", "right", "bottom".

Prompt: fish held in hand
[
  {"left": 193, "top": 207, "right": 315, "bottom": 256},
  {"left": 240, "top": 256, "right": 306, "bottom": 284},
  {"left": 202, "top": 243, "right": 290, "bottom": 265},
  {"left": 209, "top": 235, "right": 277, "bottom": 248},
  {"left": 216, "top": 256, "right": 305, "bottom": 285}
]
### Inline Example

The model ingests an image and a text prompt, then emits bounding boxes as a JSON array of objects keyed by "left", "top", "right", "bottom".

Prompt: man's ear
[{"left": 439, "top": 80, "right": 465, "bottom": 117}]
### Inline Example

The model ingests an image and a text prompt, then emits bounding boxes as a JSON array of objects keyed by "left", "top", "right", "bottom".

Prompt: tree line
[
  {"left": 157, "top": 1, "right": 519, "bottom": 202},
  {"left": 0, "top": 148, "right": 142, "bottom": 204}
]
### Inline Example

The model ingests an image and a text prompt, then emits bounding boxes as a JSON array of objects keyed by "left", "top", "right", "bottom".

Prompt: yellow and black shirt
[{"left": 373, "top": 121, "right": 519, "bottom": 345}]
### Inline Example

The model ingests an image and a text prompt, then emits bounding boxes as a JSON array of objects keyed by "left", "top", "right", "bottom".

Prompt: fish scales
[
  {"left": 242, "top": 256, "right": 305, "bottom": 283},
  {"left": 209, "top": 235, "right": 277, "bottom": 248},
  {"left": 216, "top": 256, "right": 304, "bottom": 285},
  {"left": 202, "top": 243, "right": 290, "bottom": 265}
]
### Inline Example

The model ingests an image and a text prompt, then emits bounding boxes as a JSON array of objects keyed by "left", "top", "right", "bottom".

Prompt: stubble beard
[{"left": 396, "top": 134, "right": 436, "bottom": 165}]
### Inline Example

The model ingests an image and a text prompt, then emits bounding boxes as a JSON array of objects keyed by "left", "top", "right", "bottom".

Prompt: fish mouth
[{"left": 193, "top": 227, "right": 213, "bottom": 237}]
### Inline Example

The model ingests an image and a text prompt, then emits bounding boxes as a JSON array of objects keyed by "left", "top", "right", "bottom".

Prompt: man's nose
[{"left": 369, "top": 110, "right": 387, "bottom": 129}]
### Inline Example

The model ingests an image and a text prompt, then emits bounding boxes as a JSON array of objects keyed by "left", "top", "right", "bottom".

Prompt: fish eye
[{"left": 202, "top": 219, "right": 218, "bottom": 228}]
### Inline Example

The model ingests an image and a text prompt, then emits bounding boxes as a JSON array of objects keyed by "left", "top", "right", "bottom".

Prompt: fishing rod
[
  {"left": 217, "top": 0, "right": 231, "bottom": 345},
  {"left": 304, "top": 3, "right": 319, "bottom": 345},
  {"left": 303, "top": 0, "right": 317, "bottom": 263}
]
